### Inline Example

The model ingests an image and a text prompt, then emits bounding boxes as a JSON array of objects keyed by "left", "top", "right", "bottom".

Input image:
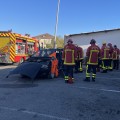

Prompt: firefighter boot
[
  {"left": 92, "top": 77, "right": 95, "bottom": 82},
  {"left": 65, "top": 80, "right": 68, "bottom": 83},
  {"left": 101, "top": 70, "right": 107, "bottom": 73},
  {"left": 64, "top": 76, "right": 69, "bottom": 83},
  {"left": 83, "top": 77, "right": 90, "bottom": 82},
  {"left": 79, "top": 70, "right": 83, "bottom": 73},
  {"left": 97, "top": 68, "right": 100, "bottom": 72},
  {"left": 68, "top": 77, "right": 73, "bottom": 84}
]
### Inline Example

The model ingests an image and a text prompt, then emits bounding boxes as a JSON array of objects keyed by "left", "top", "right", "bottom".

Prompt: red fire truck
[{"left": 0, "top": 31, "right": 38, "bottom": 64}]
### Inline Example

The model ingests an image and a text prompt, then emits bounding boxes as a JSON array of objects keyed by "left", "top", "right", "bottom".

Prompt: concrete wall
[{"left": 64, "top": 29, "right": 120, "bottom": 55}]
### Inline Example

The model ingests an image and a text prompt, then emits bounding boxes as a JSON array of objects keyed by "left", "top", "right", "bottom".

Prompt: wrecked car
[{"left": 7, "top": 49, "right": 63, "bottom": 80}]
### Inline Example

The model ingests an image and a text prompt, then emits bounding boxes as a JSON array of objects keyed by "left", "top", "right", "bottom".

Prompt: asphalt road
[{"left": 0, "top": 65, "right": 120, "bottom": 120}]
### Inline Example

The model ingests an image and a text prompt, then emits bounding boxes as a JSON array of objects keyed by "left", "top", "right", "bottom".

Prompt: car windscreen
[{"left": 32, "top": 49, "right": 56, "bottom": 57}]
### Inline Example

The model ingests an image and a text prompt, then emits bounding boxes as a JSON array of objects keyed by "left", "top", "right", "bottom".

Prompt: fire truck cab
[{"left": 0, "top": 31, "right": 38, "bottom": 64}]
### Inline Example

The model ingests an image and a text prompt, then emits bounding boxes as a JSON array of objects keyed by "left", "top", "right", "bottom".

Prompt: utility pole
[{"left": 54, "top": 0, "right": 60, "bottom": 49}]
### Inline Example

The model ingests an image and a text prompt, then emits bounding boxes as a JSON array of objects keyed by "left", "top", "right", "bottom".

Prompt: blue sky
[{"left": 0, "top": 0, "right": 120, "bottom": 37}]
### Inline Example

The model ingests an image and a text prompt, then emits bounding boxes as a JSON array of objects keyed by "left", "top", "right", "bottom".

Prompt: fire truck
[{"left": 0, "top": 31, "right": 38, "bottom": 64}]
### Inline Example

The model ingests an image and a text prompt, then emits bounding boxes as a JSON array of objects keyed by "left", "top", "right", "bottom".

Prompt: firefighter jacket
[
  {"left": 62, "top": 44, "right": 77, "bottom": 65},
  {"left": 101, "top": 45, "right": 109, "bottom": 60},
  {"left": 86, "top": 44, "right": 100, "bottom": 65},
  {"left": 77, "top": 46, "right": 84, "bottom": 60},
  {"left": 113, "top": 48, "right": 120, "bottom": 60},
  {"left": 109, "top": 46, "right": 113, "bottom": 59}
]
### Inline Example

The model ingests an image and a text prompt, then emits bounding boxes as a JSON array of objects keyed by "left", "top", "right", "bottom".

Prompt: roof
[
  {"left": 0, "top": 31, "right": 38, "bottom": 42},
  {"left": 65, "top": 28, "right": 120, "bottom": 37},
  {"left": 35, "top": 33, "right": 54, "bottom": 39}
]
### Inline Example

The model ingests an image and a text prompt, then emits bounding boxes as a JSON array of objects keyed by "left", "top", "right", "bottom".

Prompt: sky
[{"left": 0, "top": 0, "right": 120, "bottom": 37}]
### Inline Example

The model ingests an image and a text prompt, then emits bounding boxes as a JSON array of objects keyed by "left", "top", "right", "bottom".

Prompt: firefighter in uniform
[
  {"left": 62, "top": 39, "right": 77, "bottom": 83},
  {"left": 107, "top": 43, "right": 113, "bottom": 71},
  {"left": 77, "top": 46, "right": 84, "bottom": 72},
  {"left": 101, "top": 42, "right": 110, "bottom": 73},
  {"left": 113, "top": 45, "right": 120, "bottom": 70},
  {"left": 84, "top": 39, "right": 100, "bottom": 82}
]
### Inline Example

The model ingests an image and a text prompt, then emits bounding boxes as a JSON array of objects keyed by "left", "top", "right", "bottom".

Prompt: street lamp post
[{"left": 54, "top": 0, "right": 60, "bottom": 49}]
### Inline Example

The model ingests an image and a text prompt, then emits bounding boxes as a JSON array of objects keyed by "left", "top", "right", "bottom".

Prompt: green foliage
[
  {"left": 56, "top": 36, "right": 64, "bottom": 48},
  {"left": 46, "top": 40, "right": 54, "bottom": 48},
  {"left": 46, "top": 36, "right": 64, "bottom": 49}
]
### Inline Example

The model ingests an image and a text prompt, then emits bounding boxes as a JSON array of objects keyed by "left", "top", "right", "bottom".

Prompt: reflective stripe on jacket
[
  {"left": 109, "top": 46, "right": 113, "bottom": 59},
  {"left": 77, "top": 46, "right": 84, "bottom": 60},
  {"left": 113, "top": 48, "right": 119, "bottom": 60},
  {"left": 62, "top": 44, "right": 77, "bottom": 65},
  {"left": 101, "top": 45, "right": 109, "bottom": 60},
  {"left": 86, "top": 44, "right": 100, "bottom": 65}
]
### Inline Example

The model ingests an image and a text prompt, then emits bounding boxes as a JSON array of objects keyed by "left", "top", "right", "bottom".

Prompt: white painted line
[
  {"left": 0, "top": 106, "right": 70, "bottom": 120},
  {"left": 0, "top": 66, "right": 16, "bottom": 69},
  {"left": 97, "top": 76, "right": 120, "bottom": 80},
  {"left": 78, "top": 76, "right": 120, "bottom": 80},
  {"left": 72, "top": 86, "right": 120, "bottom": 93},
  {"left": 23, "top": 110, "right": 69, "bottom": 120}
]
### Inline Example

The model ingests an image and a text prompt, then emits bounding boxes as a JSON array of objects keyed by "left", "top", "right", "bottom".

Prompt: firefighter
[
  {"left": 100, "top": 41, "right": 110, "bottom": 73},
  {"left": 62, "top": 39, "right": 77, "bottom": 83},
  {"left": 113, "top": 45, "right": 120, "bottom": 70},
  {"left": 75, "top": 45, "right": 84, "bottom": 73},
  {"left": 84, "top": 39, "right": 100, "bottom": 82},
  {"left": 107, "top": 43, "right": 113, "bottom": 71}
]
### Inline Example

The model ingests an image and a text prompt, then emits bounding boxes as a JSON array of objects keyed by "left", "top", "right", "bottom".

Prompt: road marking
[
  {"left": 78, "top": 76, "right": 120, "bottom": 80},
  {"left": 72, "top": 86, "right": 120, "bottom": 93},
  {"left": 0, "top": 66, "right": 16, "bottom": 69},
  {"left": 97, "top": 76, "right": 120, "bottom": 80},
  {"left": 0, "top": 106, "right": 70, "bottom": 120}
]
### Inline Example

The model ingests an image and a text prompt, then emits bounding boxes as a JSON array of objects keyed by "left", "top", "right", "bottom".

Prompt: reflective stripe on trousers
[
  {"left": 92, "top": 73, "right": 96, "bottom": 78},
  {"left": 86, "top": 65, "right": 90, "bottom": 78},
  {"left": 64, "top": 76, "right": 68, "bottom": 81},
  {"left": 79, "top": 62, "right": 83, "bottom": 71}
]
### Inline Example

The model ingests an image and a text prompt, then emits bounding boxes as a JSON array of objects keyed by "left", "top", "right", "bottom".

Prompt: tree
[
  {"left": 46, "top": 36, "right": 64, "bottom": 49},
  {"left": 46, "top": 40, "right": 54, "bottom": 48},
  {"left": 55, "top": 36, "right": 64, "bottom": 48}
]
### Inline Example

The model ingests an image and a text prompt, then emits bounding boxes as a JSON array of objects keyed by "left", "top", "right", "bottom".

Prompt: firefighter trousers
[
  {"left": 108, "top": 59, "right": 113, "bottom": 70},
  {"left": 64, "top": 65, "right": 74, "bottom": 81},
  {"left": 75, "top": 60, "right": 83, "bottom": 72},
  {"left": 97, "top": 59, "right": 102, "bottom": 72},
  {"left": 102, "top": 59, "right": 109, "bottom": 72},
  {"left": 86, "top": 64, "right": 97, "bottom": 79},
  {"left": 113, "top": 60, "right": 119, "bottom": 70}
]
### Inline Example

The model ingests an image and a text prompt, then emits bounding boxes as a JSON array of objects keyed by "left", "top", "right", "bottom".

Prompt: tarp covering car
[{"left": 7, "top": 49, "right": 63, "bottom": 80}]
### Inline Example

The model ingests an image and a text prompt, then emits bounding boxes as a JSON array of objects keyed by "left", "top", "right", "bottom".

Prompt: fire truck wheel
[{"left": 19, "top": 58, "right": 24, "bottom": 64}]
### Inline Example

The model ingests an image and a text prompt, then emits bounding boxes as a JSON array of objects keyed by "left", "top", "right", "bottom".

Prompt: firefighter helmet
[
  {"left": 90, "top": 39, "right": 96, "bottom": 44},
  {"left": 102, "top": 41, "right": 106, "bottom": 45},
  {"left": 67, "top": 39, "right": 73, "bottom": 43},
  {"left": 108, "top": 43, "right": 112, "bottom": 46}
]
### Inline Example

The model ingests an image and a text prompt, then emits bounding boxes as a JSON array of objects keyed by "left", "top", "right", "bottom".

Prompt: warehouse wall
[{"left": 64, "top": 30, "right": 120, "bottom": 55}]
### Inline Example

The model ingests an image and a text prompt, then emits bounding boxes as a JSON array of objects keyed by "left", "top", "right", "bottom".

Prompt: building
[
  {"left": 64, "top": 28, "right": 120, "bottom": 55},
  {"left": 35, "top": 33, "right": 54, "bottom": 49}
]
